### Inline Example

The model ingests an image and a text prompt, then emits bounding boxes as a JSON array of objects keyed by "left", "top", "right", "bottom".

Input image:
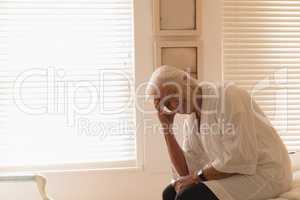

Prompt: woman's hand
[
  {"left": 154, "top": 99, "right": 176, "bottom": 133},
  {"left": 174, "top": 175, "right": 200, "bottom": 193},
  {"left": 158, "top": 110, "right": 176, "bottom": 133}
]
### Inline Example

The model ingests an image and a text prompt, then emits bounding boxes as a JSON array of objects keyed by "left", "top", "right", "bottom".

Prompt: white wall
[
  {"left": 202, "top": 0, "right": 223, "bottom": 81},
  {"left": 0, "top": 0, "right": 223, "bottom": 199}
]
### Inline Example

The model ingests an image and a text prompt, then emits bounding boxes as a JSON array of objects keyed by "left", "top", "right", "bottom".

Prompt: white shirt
[{"left": 183, "top": 82, "right": 292, "bottom": 200}]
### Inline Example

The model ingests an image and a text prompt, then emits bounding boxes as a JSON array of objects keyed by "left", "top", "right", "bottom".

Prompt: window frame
[{"left": 0, "top": 0, "right": 147, "bottom": 173}]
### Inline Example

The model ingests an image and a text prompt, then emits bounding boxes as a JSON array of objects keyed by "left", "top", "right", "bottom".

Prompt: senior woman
[{"left": 146, "top": 65, "right": 292, "bottom": 200}]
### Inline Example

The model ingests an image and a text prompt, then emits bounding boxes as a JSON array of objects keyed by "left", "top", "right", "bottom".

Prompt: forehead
[
  {"left": 154, "top": 87, "right": 180, "bottom": 102},
  {"left": 159, "top": 85, "right": 180, "bottom": 96},
  {"left": 153, "top": 88, "right": 167, "bottom": 101}
]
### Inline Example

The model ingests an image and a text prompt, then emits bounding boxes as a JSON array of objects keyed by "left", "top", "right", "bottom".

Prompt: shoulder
[
  {"left": 224, "top": 83, "right": 249, "bottom": 100},
  {"left": 223, "top": 83, "right": 251, "bottom": 116}
]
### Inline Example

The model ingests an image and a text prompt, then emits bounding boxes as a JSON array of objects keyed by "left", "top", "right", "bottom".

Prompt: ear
[{"left": 182, "top": 73, "right": 198, "bottom": 89}]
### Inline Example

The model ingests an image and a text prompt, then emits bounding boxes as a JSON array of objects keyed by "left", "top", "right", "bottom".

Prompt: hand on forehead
[
  {"left": 154, "top": 94, "right": 179, "bottom": 112},
  {"left": 153, "top": 85, "right": 181, "bottom": 111}
]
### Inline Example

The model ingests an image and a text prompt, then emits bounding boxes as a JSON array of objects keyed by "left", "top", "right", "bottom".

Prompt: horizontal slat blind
[
  {"left": 223, "top": 0, "right": 300, "bottom": 151},
  {"left": 0, "top": 0, "right": 136, "bottom": 167}
]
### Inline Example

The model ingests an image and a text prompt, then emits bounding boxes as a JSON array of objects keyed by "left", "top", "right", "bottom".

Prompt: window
[
  {"left": 0, "top": 0, "right": 136, "bottom": 170},
  {"left": 223, "top": 0, "right": 300, "bottom": 151}
]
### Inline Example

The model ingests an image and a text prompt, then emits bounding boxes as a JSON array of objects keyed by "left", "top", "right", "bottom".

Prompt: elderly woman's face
[{"left": 154, "top": 86, "right": 192, "bottom": 114}]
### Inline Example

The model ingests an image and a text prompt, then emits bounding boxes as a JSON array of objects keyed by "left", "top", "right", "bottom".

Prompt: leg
[
  {"left": 175, "top": 182, "right": 219, "bottom": 200},
  {"left": 162, "top": 184, "right": 177, "bottom": 200}
]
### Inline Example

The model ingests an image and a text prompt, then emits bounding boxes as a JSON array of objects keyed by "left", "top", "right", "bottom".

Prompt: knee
[
  {"left": 162, "top": 184, "right": 176, "bottom": 200},
  {"left": 175, "top": 191, "right": 186, "bottom": 200},
  {"left": 175, "top": 187, "right": 193, "bottom": 200}
]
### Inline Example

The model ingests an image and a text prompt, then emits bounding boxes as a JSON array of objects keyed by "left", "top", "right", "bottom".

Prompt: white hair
[{"left": 145, "top": 65, "right": 198, "bottom": 97}]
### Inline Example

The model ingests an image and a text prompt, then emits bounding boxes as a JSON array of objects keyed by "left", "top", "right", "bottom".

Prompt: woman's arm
[
  {"left": 164, "top": 131, "right": 189, "bottom": 177},
  {"left": 202, "top": 165, "right": 235, "bottom": 180},
  {"left": 156, "top": 105, "right": 189, "bottom": 177}
]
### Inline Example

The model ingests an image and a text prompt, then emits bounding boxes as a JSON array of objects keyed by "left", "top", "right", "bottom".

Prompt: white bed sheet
[{"left": 269, "top": 171, "right": 300, "bottom": 200}]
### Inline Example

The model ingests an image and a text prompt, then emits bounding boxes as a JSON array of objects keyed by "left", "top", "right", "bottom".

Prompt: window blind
[
  {"left": 0, "top": 0, "right": 136, "bottom": 168},
  {"left": 223, "top": 0, "right": 300, "bottom": 151}
]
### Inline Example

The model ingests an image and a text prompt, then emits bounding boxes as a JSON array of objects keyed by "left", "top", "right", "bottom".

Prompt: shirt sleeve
[{"left": 211, "top": 111, "right": 258, "bottom": 175}]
